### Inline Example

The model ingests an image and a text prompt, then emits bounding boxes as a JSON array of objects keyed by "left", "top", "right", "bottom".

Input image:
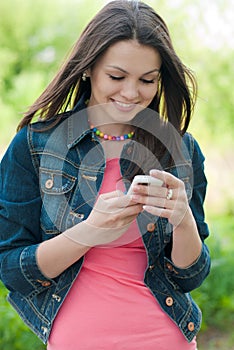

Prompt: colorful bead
[{"left": 90, "top": 125, "right": 134, "bottom": 141}]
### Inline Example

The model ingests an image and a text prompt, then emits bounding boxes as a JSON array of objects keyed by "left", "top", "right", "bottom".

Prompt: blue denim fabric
[{"left": 0, "top": 97, "right": 210, "bottom": 344}]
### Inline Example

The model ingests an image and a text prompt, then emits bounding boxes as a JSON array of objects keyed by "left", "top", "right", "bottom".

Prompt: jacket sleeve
[
  {"left": 164, "top": 134, "right": 211, "bottom": 292},
  {"left": 0, "top": 127, "right": 56, "bottom": 296}
]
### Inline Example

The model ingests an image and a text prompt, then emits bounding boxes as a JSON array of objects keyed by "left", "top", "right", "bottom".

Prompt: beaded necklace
[{"left": 90, "top": 124, "right": 134, "bottom": 141}]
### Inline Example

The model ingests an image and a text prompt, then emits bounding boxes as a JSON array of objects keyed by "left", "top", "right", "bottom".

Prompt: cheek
[
  {"left": 141, "top": 87, "right": 158, "bottom": 103},
  {"left": 90, "top": 72, "right": 112, "bottom": 94},
  {"left": 96, "top": 79, "right": 118, "bottom": 96}
]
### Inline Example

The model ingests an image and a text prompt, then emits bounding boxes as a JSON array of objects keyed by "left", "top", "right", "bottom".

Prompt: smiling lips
[{"left": 112, "top": 99, "right": 138, "bottom": 112}]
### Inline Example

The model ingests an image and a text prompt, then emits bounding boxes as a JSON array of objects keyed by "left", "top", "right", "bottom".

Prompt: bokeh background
[{"left": 0, "top": 0, "right": 233, "bottom": 349}]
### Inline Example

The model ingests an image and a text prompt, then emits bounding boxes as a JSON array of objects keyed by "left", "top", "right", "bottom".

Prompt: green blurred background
[{"left": 0, "top": 0, "right": 233, "bottom": 349}]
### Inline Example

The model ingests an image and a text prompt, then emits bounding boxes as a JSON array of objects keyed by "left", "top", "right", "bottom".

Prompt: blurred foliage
[
  {"left": 0, "top": 0, "right": 233, "bottom": 349},
  {"left": 192, "top": 213, "right": 234, "bottom": 332},
  {"left": 0, "top": 282, "right": 46, "bottom": 349},
  {"left": 0, "top": 0, "right": 101, "bottom": 147},
  {"left": 0, "top": 0, "right": 233, "bottom": 149}
]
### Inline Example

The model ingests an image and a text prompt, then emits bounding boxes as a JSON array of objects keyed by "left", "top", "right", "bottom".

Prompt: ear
[{"left": 85, "top": 68, "right": 91, "bottom": 78}]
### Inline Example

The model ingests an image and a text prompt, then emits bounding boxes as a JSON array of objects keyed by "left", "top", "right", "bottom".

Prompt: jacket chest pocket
[{"left": 40, "top": 169, "right": 77, "bottom": 234}]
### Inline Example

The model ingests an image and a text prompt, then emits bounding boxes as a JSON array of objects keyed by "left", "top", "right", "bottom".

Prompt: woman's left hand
[{"left": 129, "top": 169, "right": 190, "bottom": 228}]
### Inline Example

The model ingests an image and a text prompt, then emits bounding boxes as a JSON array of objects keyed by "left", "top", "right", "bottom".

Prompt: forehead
[{"left": 96, "top": 40, "right": 161, "bottom": 72}]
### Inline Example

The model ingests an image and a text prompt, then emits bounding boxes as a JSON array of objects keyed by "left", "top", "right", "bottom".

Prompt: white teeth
[{"left": 115, "top": 101, "right": 134, "bottom": 108}]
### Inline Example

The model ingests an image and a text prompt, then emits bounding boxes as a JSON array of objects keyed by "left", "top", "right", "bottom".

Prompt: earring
[{"left": 82, "top": 72, "right": 87, "bottom": 81}]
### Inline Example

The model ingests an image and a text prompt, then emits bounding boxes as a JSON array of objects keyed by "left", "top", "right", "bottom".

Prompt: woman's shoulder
[
  {"left": 0, "top": 126, "right": 36, "bottom": 177},
  {"left": 182, "top": 132, "right": 194, "bottom": 152},
  {"left": 182, "top": 132, "right": 205, "bottom": 165},
  {"left": 1, "top": 111, "right": 72, "bottom": 167},
  {"left": 29, "top": 111, "right": 72, "bottom": 132},
  {"left": 2, "top": 126, "right": 29, "bottom": 160}
]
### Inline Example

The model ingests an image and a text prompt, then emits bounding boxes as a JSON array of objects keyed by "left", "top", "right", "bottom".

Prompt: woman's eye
[
  {"left": 109, "top": 75, "right": 124, "bottom": 80},
  {"left": 141, "top": 79, "right": 155, "bottom": 84},
  {"left": 108, "top": 75, "right": 156, "bottom": 84}
]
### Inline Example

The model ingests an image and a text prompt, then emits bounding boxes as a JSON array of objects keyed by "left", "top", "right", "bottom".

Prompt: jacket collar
[{"left": 67, "top": 93, "right": 93, "bottom": 149}]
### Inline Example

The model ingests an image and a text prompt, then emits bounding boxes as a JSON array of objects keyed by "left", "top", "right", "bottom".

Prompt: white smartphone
[{"left": 127, "top": 175, "right": 163, "bottom": 194}]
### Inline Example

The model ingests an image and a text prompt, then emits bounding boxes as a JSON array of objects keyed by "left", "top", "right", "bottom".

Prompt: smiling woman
[
  {"left": 0, "top": 1, "right": 210, "bottom": 349},
  {"left": 86, "top": 40, "right": 161, "bottom": 131}
]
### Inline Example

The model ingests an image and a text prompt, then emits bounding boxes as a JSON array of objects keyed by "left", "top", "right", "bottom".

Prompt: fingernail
[{"left": 149, "top": 169, "right": 158, "bottom": 175}]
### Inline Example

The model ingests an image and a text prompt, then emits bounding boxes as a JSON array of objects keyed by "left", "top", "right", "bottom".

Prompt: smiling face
[{"left": 87, "top": 40, "right": 161, "bottom": 131}]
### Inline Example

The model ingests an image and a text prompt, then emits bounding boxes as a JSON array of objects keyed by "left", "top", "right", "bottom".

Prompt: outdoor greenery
[
  {"left": 0, "top": 0, "right": 233, "bottom": 349},
  {"left": 0, "top": 282, "right": 46, "bottom": 350}
]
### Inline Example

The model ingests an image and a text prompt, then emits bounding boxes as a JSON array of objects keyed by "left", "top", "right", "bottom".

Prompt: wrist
[{"left": 174, "top": 207, "right": 195, "bottom": 231}]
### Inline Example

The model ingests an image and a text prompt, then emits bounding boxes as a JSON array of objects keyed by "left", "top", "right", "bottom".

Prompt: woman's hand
[
  {"left": 68, "top": 190, "right": 143, "bottom": 247},
  {"left": 129, "top": 169, "right": 202, "bottom": 267},
  {"left": 129, "top": 169, "right": 190, "bottom": 228},
  {"left": 38, "top": 190, "right": 143, "bottom": 278}
]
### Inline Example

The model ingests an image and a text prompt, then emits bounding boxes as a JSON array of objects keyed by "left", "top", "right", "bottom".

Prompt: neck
[
  {"left": 94, "top": 123, "right": 133, "bottom": 136},
  {"left": 86, "top": 103, "right": 134, "bottom": 136},
  {"left": 90, "top": 122, "right": 134, "bottom": 142}
]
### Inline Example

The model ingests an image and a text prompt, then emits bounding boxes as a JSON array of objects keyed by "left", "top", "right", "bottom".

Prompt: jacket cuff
[
  {"left": 20, "top": 245, "right": 56, "bottom": 295},
  {"left": 164, "top": 243, "right": 210, "bottom": 292}
]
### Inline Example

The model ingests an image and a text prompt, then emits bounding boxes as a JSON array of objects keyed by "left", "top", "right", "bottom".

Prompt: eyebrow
[{"left": 106, "top": 65, "right": 160, "bottom": 75}]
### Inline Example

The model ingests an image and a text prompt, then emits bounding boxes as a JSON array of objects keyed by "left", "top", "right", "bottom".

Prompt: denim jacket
[{"left": 0, "top": 97, "right": 210, "bottom": 344}]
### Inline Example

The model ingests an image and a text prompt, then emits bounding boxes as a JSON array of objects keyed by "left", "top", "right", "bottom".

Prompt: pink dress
[{"left": 48, "top": 158, "right": 197, "bottom": 350}]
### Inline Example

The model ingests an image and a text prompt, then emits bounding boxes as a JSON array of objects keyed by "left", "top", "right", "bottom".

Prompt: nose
[{"left": 120, "top": 80, "right": 139, "bottom": 101}]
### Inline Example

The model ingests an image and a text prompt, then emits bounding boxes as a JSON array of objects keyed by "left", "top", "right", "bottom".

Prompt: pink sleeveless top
[{"left": 48, "top": 158, "right": 197, "bottom": 350}]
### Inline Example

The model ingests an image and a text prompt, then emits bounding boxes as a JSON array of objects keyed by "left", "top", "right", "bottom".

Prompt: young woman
[{"left": 0, "top": 1, "right": 210, "bottom": 349}]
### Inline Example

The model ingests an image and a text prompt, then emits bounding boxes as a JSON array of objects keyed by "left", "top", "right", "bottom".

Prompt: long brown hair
[
  {"left": 17, "top": 1, "right": 197, "bottom": 176},
  {"left": 17, "top": 0, "right": 197, "bottom": 133}
]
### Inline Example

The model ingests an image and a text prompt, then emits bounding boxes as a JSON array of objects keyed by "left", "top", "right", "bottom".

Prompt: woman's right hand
[
  {"left": 37, "top": 191, "right": 142, "bottom": 278},
  {"left": 65, "top": 190, "right": 143, "bottom": 247}
]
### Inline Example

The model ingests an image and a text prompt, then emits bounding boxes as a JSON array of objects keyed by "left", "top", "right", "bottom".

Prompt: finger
[
  {"left": 149, "top": 169, "right": 180, "bottom": 188},
  {"left": 143, "top": 204, "right": 189, "bottom": 228},
  {"left": 131, "top": 194, "right": 176, "bottom": 209},
  {"left": 129, "top": 184, "right": 168, "bottom": 198},
  {"left": 99, "top": 190, "right": 124, "bottom": 200},
  {"left": 143, "top": 205, "right": 166, "bottom": 217},
  {"left": 124, "top": 203, "right": 144, "bottom": 216},
  {"left": 95, "top": 192, "right": 140, "bottom": 217},
  {"left": 104, "top": 193, "right": 139, "bottom": 209},
  {"left": 143, "top": 204, "right": 176, "bottom": 220},
  {"left": 97, "top": 190, "right": 126, "bottom": 211},
  {"left": 101, "top": 190, "right": 139, "bottom": 207}
]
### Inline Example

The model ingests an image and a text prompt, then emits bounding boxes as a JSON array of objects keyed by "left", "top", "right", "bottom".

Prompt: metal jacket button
[
  {"left": 165, "top": 297, "right": 174, "bottom": 306},
  {"left": 45, "top": 179, "right": 53, "bottom": 189},
  {"left": 188, "top": 322, "right": 195, "bottom": 331},
  {"left": 166, "top": 262, "right": 179, "bottom": 275},
  {"left": 52, "top": 294, "right": 61, "bottom": 302},
  {"left": 37, "top": 279, "right": 51, "bottom": 287},
  {"left": 147, "top": 223, "right": 155, "bottom": 232},
  {"left": 166, "top": 262, "right": 173, "bottom": 271},
  {"left": 41, "top": 326, "right": 48, "bottom": 335},
  {"left": 148, "top": 265, "right": 155, "bottom": 271},
  {"left": 41, "top": 281, "right": 51, "bottom": 287}
]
